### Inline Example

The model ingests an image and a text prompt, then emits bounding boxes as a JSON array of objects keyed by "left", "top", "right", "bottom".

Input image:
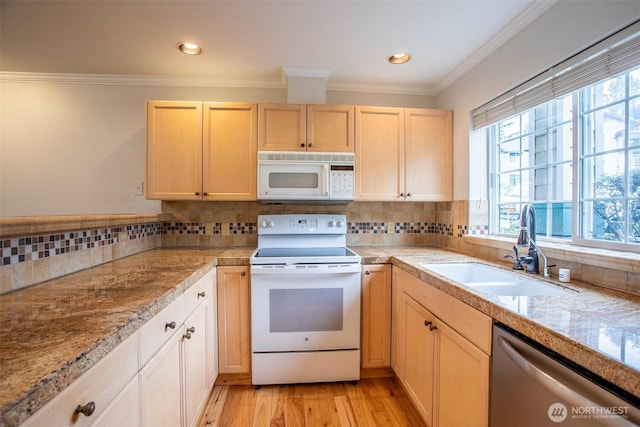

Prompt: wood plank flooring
[{"left": 198, "top": 377, "right": 427, "bottom": 427}]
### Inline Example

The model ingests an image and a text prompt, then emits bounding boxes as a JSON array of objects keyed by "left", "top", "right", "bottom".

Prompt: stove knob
[
  {"left": 336, "top": 220, "right": 343, "bottom": 227},
  {"left": 260, "top": 220, "right": 268, "bottom": 228},
  {"left": 268, "top": 220, "right": 276, "bottom": 228},
  {"left": 328, "top": 220, "right": 335, "bottom": 227}
]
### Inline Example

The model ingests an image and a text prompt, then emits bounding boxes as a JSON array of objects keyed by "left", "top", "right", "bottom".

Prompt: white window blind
[{"left": 472, "top": 20, "right": 640, "bottom": 130}]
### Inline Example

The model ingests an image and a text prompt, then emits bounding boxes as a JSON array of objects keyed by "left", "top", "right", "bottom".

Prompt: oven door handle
[{"left": 251, "top": 265, "right": 361, "bottom": 274}]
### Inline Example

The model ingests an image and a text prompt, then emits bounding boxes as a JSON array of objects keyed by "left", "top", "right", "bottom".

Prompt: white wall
[
  {"left": 0, "top": 80, "right": 432, "bottom": 216},
  {"left": 434, "top": 0, "right": 640, "bottom": 200}
]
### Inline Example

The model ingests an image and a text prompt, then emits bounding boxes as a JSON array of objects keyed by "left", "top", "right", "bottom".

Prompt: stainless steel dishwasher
[{"left": 491, "top": 324, "right": 640, "bottom": 426}]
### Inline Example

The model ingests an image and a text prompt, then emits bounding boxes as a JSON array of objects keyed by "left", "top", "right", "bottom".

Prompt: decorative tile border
[
  {"left": 1, "top": 222, "right": 164, "bottom": 266},
  {"left": 2, "top": 220, "right": 463, "bottom": 266}
]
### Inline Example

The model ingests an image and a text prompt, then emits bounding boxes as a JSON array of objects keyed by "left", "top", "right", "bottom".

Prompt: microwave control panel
[{"left": 329, "top": 165, "right": 354, "bottom": 199}]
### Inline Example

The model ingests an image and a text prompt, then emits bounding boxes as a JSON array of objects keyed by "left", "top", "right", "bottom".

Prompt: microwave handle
[{"left": 321, "top": 164, "right": 329, "bottom": 196}]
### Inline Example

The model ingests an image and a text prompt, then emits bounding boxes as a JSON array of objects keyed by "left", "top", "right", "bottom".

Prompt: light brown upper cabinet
[
  {"left": 258, "top": 103, "right": 354, "bottom": 152},
  {"left": 355, "top": 106, "right": 452, "bottom": 201},
  {"left": 147, "top": 101, "right": 257, "bottom": 201}
]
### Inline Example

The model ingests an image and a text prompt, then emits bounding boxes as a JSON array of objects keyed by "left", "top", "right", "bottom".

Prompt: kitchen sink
[{"left": 419, "top": 262, "right": 576, "bottom": 296}]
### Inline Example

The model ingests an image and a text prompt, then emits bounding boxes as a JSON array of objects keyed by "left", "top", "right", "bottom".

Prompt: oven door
[
  {"left": 251, "top": 263, "right": 361, "bottom": 352},
  {"left": 257, "top": 162, "right": 330, "bottom": 200}
]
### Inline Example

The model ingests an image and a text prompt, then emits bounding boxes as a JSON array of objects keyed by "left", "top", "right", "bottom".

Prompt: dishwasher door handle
[{"left": 498, "top": 336, "right": 623, "bottom": 423}]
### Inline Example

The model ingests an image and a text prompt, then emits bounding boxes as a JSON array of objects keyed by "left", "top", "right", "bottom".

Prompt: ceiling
[{"left": 0, "top": 0, "right": 554, "bottom": 95}]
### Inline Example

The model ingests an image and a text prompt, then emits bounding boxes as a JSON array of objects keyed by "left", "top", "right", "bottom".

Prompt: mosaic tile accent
[
  {"left": 2, "top": 220, "right": 462, "bottom": 267},
  {"left": 469, "top": 225, "right": 490, "bottom": 235},
  {"left": 229, "top": 223, "right": 257, "bottom": 234},
  {"left": 1, "top": 222, "right": 164, "bottom": 266}
]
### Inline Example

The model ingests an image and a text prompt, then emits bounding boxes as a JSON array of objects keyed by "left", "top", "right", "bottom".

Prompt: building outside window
[{"left": 490, "top": 66, "right": 640, "bottom": 251}]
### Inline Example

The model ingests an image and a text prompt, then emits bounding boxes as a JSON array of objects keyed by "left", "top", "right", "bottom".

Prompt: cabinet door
[
  {"left": 404, "top": 108, "right": 453, "bottom": 201},
  {"left": 435, "top": 319, "right": 490, "bottom": 427},
  {"left": 206, "top": 270, "right": 218, "bottom": 388},
  {"left": 139, "top": 330, "right": 182, "bottom": 427},
  {"left": 391, "top": 273, "right": 404, "bottom": 376},
  {"left": 307, "top": 104, "right": 354, "bottom": 152},
  {"left": 258, "top": 103, "right": 306, "bottom": 151},
  {"left": 183, "top": 301, "right": 209, "bottom": 427},
  {"left": 217, "top": 266, "right": 251, "bottom": 373},
  {"left": 146, "top": 101, "right": 203, "bottom": 200},
  {"left": 92, "top": 376, "right": 140, "bottom": 427},
  {"left": 361, "top": 264, "right": 391, "bottom": 368},
  {"left": 402, "top": 293, "right": 436, "bottom": 426},
  {"left": 355, "top": 106, "right": 404, "bottom": 200},
  {"left": 203, "top": 103, "right": 257, "bottom": 200}
]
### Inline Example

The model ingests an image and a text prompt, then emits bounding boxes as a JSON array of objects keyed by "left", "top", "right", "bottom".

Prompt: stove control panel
[{"left": 257, "top": 214, "right": 347, "bottom": 234}]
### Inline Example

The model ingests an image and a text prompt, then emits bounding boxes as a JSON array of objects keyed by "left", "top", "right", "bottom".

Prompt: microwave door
[{"left": 258, "top": 163, "right": 329, "bottom": 200}]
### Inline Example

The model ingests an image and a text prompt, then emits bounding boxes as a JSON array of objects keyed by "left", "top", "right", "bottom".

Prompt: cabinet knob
[
  {"left": 197, "top": 291, "right": 206, "bottom": 298},
  {"left": 195, "top": 191, "right": 200, "bottom": 196},
  {"left": 75, "top": 402, "right": 96, "bottom": 417},
  {"left": 308, "top": 143, "right": 313, "bottom": 147},
  {"left": 241, "top": 271, "right": 246, "bottom": 276},
  {"left": 424, "top": 320, "right": 437, "bottom": 331},
  {"left": 365, "top": 270, "right": 370, "bottom": 275},
  {"left": 300, "top": 143, "right": 305, "bottom": 148},
  {"left": 183, "top": 326, "right": 195, "bottom": 340},
  {"left": 407, "top": 193, "right": 412, "bottom": 197},
  {"left": 400, "top": 193, "right": 405, "bottom": 197},
  {"left": 203, "top": 192, "right": 208, "bottom": 196},
  {"left": 165, "top": 321, "right": 176, "bottom": 330}
]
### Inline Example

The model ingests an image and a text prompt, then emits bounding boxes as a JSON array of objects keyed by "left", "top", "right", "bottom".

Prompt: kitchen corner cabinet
[
  {"left": 258, "top": 103, "right": 354, "bottom": 152},
  {"left": 355, "top": 106, "right": 452, "bottom": 201},
  {"left": 217, "top": 266, "right": 251, "bottom": 374},
  {"left": 391, "top": 267, "right": 491, "bottom": 427},
  {"left": 146, "top": 101, "right": 257, "bottom": 201},
  {"left": 361, "top": 264, "right": 392, "bottom": 368}
]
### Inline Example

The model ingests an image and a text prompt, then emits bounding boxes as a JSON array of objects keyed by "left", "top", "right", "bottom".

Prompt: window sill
[{"left": 462, "top": 234, "right": 639, "bottom": 273}]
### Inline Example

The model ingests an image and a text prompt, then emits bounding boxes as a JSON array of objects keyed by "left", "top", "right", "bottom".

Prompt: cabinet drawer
[
  {"left": 183, "top": 269, "right": 214, "bottom": 316},
  {"left": 139, "top": 293, "right": 186, "bottom": 368},
  {"left": 22, "top": 332, "right": 139, "bottom": 427},
  {"left": 393, "top": 267, "right": 492, "bottom": 354}
]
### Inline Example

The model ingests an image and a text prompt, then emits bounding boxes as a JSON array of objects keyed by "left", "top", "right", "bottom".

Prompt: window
[{"left": 490, "top": 67, "right": 640, "bottom": 250}]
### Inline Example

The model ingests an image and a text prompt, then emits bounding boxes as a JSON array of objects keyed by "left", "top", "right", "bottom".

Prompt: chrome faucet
[{"left": 514, "top": 204, "right": 553, "bottom": 277}]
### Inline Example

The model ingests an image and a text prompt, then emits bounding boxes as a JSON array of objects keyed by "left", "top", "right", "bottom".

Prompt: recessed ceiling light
[
  {"left": 177, "top": 42, "right": 202, "bottom": 55},
  {"left": 388, "top": 52, "right": 411, "bottom": 64}
]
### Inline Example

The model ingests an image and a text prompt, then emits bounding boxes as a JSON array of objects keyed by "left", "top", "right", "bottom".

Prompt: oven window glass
[
  {"left": 269, "top": 288, "right": 343, "bottom": 332},
  {"left": 269, "top": 172, "right": 319, "bottom": 189}
]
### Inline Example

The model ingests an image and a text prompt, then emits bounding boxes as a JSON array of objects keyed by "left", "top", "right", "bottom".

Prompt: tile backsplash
[{"left": 2, "top": 200, "right": 638, "bottom": 297}]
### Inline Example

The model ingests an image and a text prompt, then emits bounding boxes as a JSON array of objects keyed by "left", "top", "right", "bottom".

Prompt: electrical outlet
[
  {"left": 386, "top": 222, "right": 395, "bottom": 234},
  {"left": 133, "top": 180, "right": 144, "bottom": 196},
  {"left": 118, "top": 231, "right": 128, "bottom": 242}
]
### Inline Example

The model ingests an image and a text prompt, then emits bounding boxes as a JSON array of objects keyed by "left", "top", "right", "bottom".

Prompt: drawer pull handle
[
  {"left": 197, "top": 291, "right": 206, "bottom": 298},
  {"left": 75, "top": 402, "right": 96, "bottom": 417},
  {"left": 165, "top": 321, "right": 176, "bottom": 330}
]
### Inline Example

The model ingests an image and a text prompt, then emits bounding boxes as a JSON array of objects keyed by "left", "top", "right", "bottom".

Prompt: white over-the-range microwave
[{"left": 257, "top": 151, "right": 355, "bottom": 202}]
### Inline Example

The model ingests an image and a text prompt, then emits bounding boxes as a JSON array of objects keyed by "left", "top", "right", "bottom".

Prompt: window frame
[{"left": 489, "top": 68, "right": 640, "bottom": 253}]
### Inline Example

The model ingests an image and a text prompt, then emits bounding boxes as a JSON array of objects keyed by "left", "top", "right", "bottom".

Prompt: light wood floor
[{"left": 198, "top": 377, "right": 427, "bottom": 427}]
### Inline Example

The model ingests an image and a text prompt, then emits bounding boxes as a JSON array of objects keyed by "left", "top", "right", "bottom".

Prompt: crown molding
[
  {"left": 0, "top": 72, "right": 286, "bottom": 89},
  {"left": 433, "top": 0, "right": 558, "bottom": 95}
]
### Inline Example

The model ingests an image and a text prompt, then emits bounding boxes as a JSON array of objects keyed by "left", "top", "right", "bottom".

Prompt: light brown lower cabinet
[
  {"left": 217, "top": 266, "right": 251, "bottom": 374},
  {"left": 361, "top": 264, "right": 392, "bottom": 369},
  {"left": 392, "top": 267, "right": 491, "bottom": 427}
]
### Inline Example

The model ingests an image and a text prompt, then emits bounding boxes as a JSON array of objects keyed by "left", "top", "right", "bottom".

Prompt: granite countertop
[
  {"left": 1, "top": 245, "right": 638, "bottom": 426},
  {"left": 0, "top": 247, "right": 253, "bottom": 427},
  {"left": 354, "top": 246, "right": 640, "bottom": 398}
]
